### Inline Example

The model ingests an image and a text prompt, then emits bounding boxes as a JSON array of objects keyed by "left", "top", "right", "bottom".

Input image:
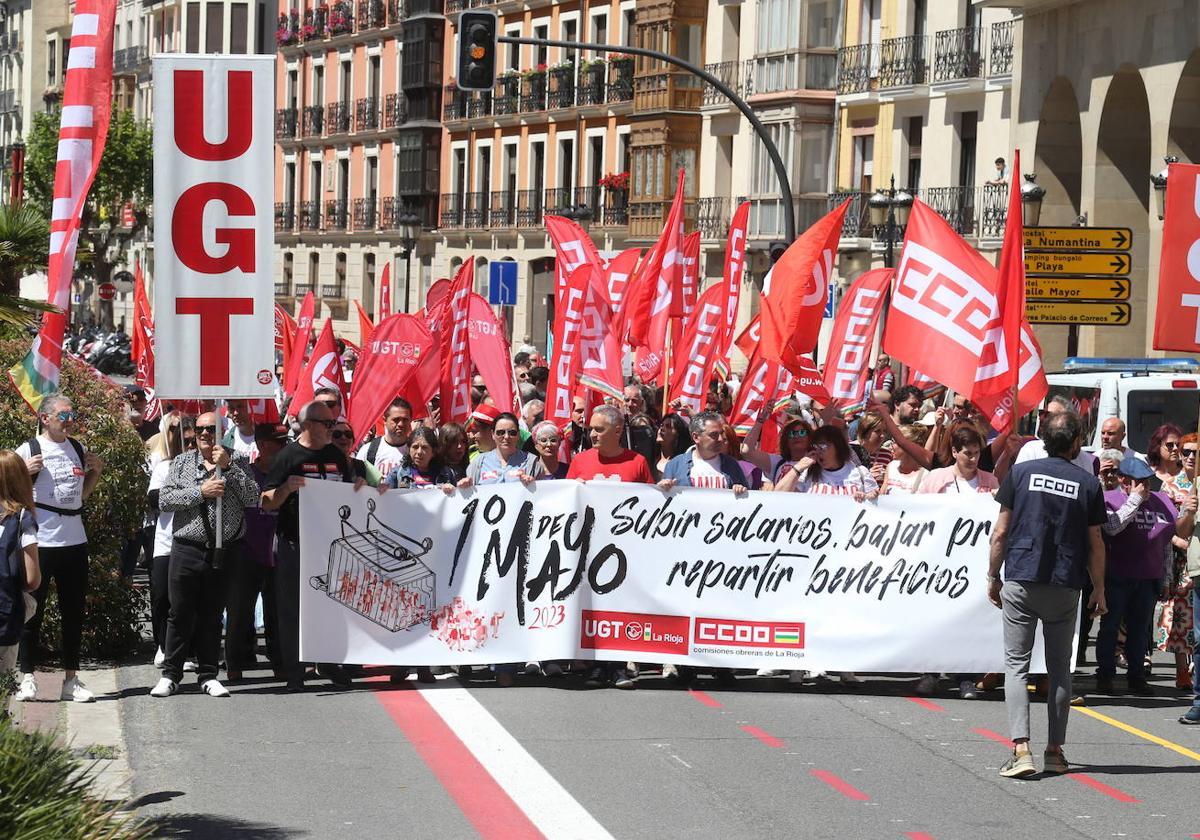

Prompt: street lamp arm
[{"left": 498, "top": 35, "right": 797, "bottom": 243}]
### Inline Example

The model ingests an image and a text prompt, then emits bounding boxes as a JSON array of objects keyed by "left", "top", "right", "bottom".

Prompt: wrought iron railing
[
  {"left": 325, "top": 199, "right": 350, "bottom": 231},
  {"left": 302, "top": 105, "right": 323, "bottom": 136},
  {"left": 440, "top": 193, "right": 465, "bottom": 228},
  {"left": 355, "top": 97, "right": 379, "bottom": 131},
  {"left": 384, "top": 92, "right": 408, "bottom": 127},
  {"left": 322, "top": 283, "right": 346, "bottom": 299},
  {"left": 932, "top": 26, "right": 983, "bottom": 83},
  {"left": 299, "top": 201, "right": 322, "bottom": 231},
  {"left": 548, "top": 66, "right": 575, "bottom": 109},
  {"left": 467, "top": 91, "right": 492, "bottom": 118},
  {"left": 520, "top": 76, "right": 548, "bottom": 112},
  {"left": 275, "top": 202, "right": 296, "bottom": 232},
  {"left": 989, "top": 20, "right": 1014, "bottom": 76},
  {"left": 494, "top": 76, "right": 521, "bottom": 114},
  {"left": 516, "top": 189, "right": 544, "bottom": 228},
  {"left": 572, "top": 186, "right": 603, "bottom": 224},
  {"left": 577, "top": 64, "right": 607, "bottom": 105},
  {"left": 608, "top": 61, "right": 634, "bottom": 102},
  {"left": 602, "top": 188, "right": 629, "bottom": 226},
  {"left": 836, "top": 43, "right": 878, "bottom": 94},
  {"left": 294, "top": 283, "right": 314, "bottom": 295},
  {"left": 878, "top": 35, "right": 928, "bottom": 88},
  {"left": 357, "top": 0, "right": 387, "bottom": 29},
  {"left": 326, "top": 101, "right": 351, "bottom": 134},
  {"left": 353, "top": 198, "right": 378, "bottom": 230},
  {"left": 443, "top": 86, "right": 467, "bottom": 120},
  {"left": 490, "top": 191, "right": 518, "bottom": 228},
  {"left": 702, "top": 60, "right": 742, "bottom": 105},
  {"left": 827, "top": 190, "right": 871, "bottom": 238},
  {"left": 380, "top": 196, "right": 401, "bottom": 230},
  {"left": 696, "top": 197, "right": 729, "bottom": 240},
  {"left": 275, "top": 107, "right": 298, "bottom": 139},
  {"left": 462, "top": 191, "right": 487, "bottom": 228},
  {"left": 275, "top": 282, "right": 291, "bottom": 296}
]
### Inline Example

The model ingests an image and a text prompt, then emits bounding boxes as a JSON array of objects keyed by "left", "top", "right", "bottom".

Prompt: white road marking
[{"left": 418, "top": 687, "right": 615, "bottom": 840}]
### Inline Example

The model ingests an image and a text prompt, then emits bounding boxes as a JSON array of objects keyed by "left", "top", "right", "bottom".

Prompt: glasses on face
[
  {"left": 537, "top": 437, "right": 561, "bottom": 446},
  {"left": 183, "top": 436, "right": 197, "bottom": 448},
  {"left": 1184, "top": 448, "right": 1198, "bottom": 458},
  {"left": 494, "top": 429, "right": 520, "bottom": 438},
  {"left": 308, "top": 418, "right": 336, "bottom": 429},
  {"left": 1163, "top": 441, "right": 1180, "bottom": 451},
  {"left": 55, "top": 410, "right": 77, "bottom": 422},
  {"left": 195, "top": 424, "right": 218, "bottom": 436},
  {"left": 1099, "top": 467, "right": 1118, "bottom": 477},
  {"left": 331, "top": 430, "right": 353, "bottom": 440},
  {"left": 786, "top": 428, "right": 809, "bottom": 440}
]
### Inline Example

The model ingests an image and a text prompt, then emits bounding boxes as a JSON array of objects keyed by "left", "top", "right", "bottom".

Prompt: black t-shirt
[
  {"left": 264, "top": 441, "right": 354, "bottom": 542},
  {"left": 995, "top": 456, "right": 1106, "bottom": 590}
]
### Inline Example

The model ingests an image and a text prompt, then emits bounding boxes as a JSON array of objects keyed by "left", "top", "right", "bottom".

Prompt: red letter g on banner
[{"left": 172, "top": 182, "right": 256, "bottom": 274}]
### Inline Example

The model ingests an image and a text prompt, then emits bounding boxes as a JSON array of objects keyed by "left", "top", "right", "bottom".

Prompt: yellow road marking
[{"left": 1076, "top": 707, "right": 1200, "bottom": 762}]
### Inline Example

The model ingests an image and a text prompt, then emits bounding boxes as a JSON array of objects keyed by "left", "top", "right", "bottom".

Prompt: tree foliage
[{"left": 0, "top": 203, "right": 56, "bottom": 327}]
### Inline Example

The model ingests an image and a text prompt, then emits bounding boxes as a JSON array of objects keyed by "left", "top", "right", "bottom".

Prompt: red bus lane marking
[
  {"left": 905, "top": 833, "right": 937, "bottom": 840},
  {"left": 906, "top": 696, "right": 946, "bottom": 713},
  {"left": 1069, "top": 774, "right": 1140, "bottom": 803},
  {"left": 688, "top": 689, "right": 723, "bottom": 709},
  {"left": 810, "top": 769, "right": 870, "bottom": 801},
  {"left": 375, "top": 686, "right": 546, "bottom": 840},
  {"left": 973, "top": 728, "right": 1014, "bottom": 747},
  {"left": 741, "top": 725, "right": 784, "bottom": 748}
]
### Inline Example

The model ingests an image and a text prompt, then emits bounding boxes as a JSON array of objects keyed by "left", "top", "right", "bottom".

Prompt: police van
[{"left": 1037, "top": 358, "right": 1200, "bottom": 452}]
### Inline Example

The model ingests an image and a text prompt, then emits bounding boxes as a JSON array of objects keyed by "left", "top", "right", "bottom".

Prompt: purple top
[{"left": 1103, "top": 489, "right": 1177, "bottom": 580}]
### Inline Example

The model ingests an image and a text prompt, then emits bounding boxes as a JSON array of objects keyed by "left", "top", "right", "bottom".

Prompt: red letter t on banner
[{"left": 175, "top": 297, "right": 256, "bottom": 385}]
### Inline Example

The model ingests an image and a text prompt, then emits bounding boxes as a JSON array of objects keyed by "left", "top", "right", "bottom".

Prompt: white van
[{"left": 1036, "top": 358, "right": 1200, "bottom": 452}]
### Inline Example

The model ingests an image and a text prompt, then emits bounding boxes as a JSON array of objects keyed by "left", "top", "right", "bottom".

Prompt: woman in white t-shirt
[
  {"left": 772, "top": 426, "right": 878, "bottom": 499},
  {"left": 882, "top": 424, "right": 930, "bottom": 496}
]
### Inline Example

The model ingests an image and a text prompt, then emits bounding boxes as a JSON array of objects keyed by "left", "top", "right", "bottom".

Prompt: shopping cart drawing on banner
[{"left": 309, "top": 499, "right": 436, "bottom": 632}]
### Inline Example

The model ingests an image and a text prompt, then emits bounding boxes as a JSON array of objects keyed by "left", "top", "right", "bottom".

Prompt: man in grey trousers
[{"left": 987, "top": 410, "right": 1108, "bottom": 778}]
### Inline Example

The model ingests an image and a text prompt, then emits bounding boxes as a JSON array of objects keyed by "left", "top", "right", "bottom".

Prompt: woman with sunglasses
[
  {"left": 387, "top": 427, "right": 458, "bottom": 491},
  {"left": 529, "top": 421, "right": 569, "bottom": 480},
  {"left": 1148, "top": 423, "right": 1184, "bottom": 496},
  {"left": 1156, "top": 430, "right": 1198, "bottom": 690},
  {"left": 462, "top": 413, "right": 543, "bottom": 489},
  {"left": 654, "top": 414, "right": 694, "bottom": 480},
  {"left": 331, "top": 421, "right": 381, "bottom": 487},
  {"left": 773, "top": 425, "right": 878, "bottom": 501}
]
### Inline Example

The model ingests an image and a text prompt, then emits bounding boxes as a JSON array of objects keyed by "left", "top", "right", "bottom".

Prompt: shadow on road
[{"left": 144, "top": 812, "right": 305, "bottom": 838}]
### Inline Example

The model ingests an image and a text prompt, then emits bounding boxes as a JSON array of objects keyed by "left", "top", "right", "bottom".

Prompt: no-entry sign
[{"left": 97, "top": 282, "right": 116, "bottom": 301}]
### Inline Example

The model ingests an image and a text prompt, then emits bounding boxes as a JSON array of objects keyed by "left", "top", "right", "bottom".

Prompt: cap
[
  {"left": 468, "top": 404, "right": 502, "bottom": 428},
  {"left": 254, "top": 422, "right": 289, "bottom": 443},
  {"left": 1117, "top": 455, "right": 1154, "bottom": 481}
]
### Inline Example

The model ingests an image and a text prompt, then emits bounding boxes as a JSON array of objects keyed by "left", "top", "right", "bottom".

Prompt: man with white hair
[{"left": 1016, "top": 396, "right": 1097, "bottom": 474}]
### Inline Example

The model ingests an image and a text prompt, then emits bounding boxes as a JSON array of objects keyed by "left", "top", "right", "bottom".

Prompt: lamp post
[
  {"left": 868, "top": 175, "right": 913, "bottom": 269},
  {"left": 398, "top": 212, "right": 421, "bottom": 313},
  {"left": 1152, "top": 155, "right": 1177, "bottom": 221},
  {"left": 1020, "top": 174, "right": 1046, "bottom": 227}
]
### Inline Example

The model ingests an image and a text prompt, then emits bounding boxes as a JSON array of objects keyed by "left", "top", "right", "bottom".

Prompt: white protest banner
[
  {"left": 300, "top": 481, "right": 1055, "bottom": 672},
  {"left": 152, "top": 55, "right": 275, "bottom": 398}
]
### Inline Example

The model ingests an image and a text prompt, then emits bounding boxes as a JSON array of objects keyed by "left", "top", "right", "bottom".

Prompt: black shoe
[
  {"left": 673, "top": 665, "right": 697, "bottom": 687},
  {"left": 285, "top": 674, "right": 305, "bottom": 693},
  {"left": 389, "top": 667, "right": 411, "bottom": 685},
  {"left": 316, "top": 663, "right": 352, "bottom": 688},
  {"left": 714, "top": 669, "right": 738, "bottom": 688},
  {"left": 585, "top": 666, "right": 608, "bottom": 688},
  {"left": 1095, "top": 673, "right": 1115, "bottom": 694},
  {"left": 1127, "top": 678, "right": 1154, "bottom": 697}
]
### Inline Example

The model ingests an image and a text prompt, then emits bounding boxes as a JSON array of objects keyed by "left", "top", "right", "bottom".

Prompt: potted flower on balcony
[
  {"left": 599, "top": 171, "right": 630, "bottom": 211},
  {"left": 276, "top": 13, "right": 299, "bottom": 46},
  {"left": 327, "top": 1, "right": 353, "bottom": 35},
  {"left": 522, "top": 62, "right": 548, "bottom": 81}
]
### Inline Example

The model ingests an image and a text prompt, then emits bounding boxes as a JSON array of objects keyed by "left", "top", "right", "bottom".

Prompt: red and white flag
[
  {"left": 467, "top": 292, "right": 515, "bottom": 413},
  {"left": 714, "top": 201, "right": 750, "bottom": 379},
  {"left": 629, "top": 169, "right": 687, "bottom": 382},
  {"left": 291, "top": 320, "right": 347, "bottom": 412},
  {"left": 546, "top": 215, "right": 603, "bottom": 303},
  {"left": 439, "top": 261, "right": 474, "bottom": 423},
  {"left": 545, "top": 264, "right": 592, "bottom": 426},
  {"left": 883, "top": 200, "right": 1046, "bottom": 429},
  {"left": 379, "top": 261, "right": 393, "bottom": 318},
  {"left": 9, "top": 0, "right": 117, "bottom": 411},
  {"left": 729, "top": 349, "right": 795, "bottom": 435},
  {"left": 132, "top": 260, "right": 160, "bottom": 420},
  {"left": 760, "top": 200, "right": 848, "bottom": 378},
  {"left": 605, "top": 247, "right": 641, "bottom": 312},
  {"left": 669, "top": 283, "right": 727, "bottom": 412},
  {"left": 283, "top": 291, "right": 315, "bottom": 397},
  {"left": 1155, "top": 160, "right": 1200, "bottom": 351},
  {"left": 822, "top": 268, "right": 891, "bottom": 413},
  {"left": 672, "top": 231, "right": 701, "bottom": 319},
  {"left": 348, "top": 314, "right": 437, "bottom": 445},
  {"left": 354, "top": 299, "right": 375, "bottom": 348},
  {"left": 577, "top": 267, "right": 624, "bottom": 401},
  {"left": 275, "top": 302, "right": 296, "bottom": 363}
]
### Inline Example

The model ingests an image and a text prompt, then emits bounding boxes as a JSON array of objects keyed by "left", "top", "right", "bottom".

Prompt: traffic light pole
[{"left": 497, "top": 36, "right": 797, "bottom": 246}]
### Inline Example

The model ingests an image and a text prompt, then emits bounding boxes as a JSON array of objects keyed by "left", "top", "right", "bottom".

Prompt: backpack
[
  {"left": 25, "top": 436, "right": 87, "bottom": 516},
  {"left": 365, "top": 437, "right": 383, "bottom": 465},
  {"left": 0, "top": 513, "right": 25, "bottom": 645}
]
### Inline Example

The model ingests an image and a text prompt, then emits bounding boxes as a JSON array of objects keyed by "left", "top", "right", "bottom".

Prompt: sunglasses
[
  {"left": 1163, "top": 441, "right": 1180, "bottom": 450},
  {"left": 1184, "top": 448, "right": 1198, "bottom": 457},
  {"left": 195, "top": 424, "right": 218, "bottom": 436},
  {"left": 54, "top": 410, "right": 78, "bottom": 422},
  {"left": 307, "top": 418, "right": 337, "bottom": 429},
  {"left": 331, "top": 430, "right": 353, "bottom": 440},
  {"left": 494, "top": 429, "right": 520, "bottom": 437},
  {"left": 786, "top": 428, "right": 809, "bottom": 439}
]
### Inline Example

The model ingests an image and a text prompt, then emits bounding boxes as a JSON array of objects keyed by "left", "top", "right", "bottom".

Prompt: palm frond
[{"left": 0, "top": 294, "right": 58, "bottom": 328}]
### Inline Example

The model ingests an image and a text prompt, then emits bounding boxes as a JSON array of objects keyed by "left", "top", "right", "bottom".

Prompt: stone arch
[
  {"left": 1033, "top": 76, "right": 1083, "bottom": 220},
  {"left": 1168, "top": 50, "right": 1200, "bottom": 164}
]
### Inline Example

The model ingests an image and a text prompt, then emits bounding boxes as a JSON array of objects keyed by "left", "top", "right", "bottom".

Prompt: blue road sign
[
  {"left": 823, "top": 282, "right": 835, "bottom": 318},
  {"left": 489, "top": 261, "right": 518, "bottom": 306}
]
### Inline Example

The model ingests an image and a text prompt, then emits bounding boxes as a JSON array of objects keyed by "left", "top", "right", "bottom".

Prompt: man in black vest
[{"left": 988, "top": 410, "right": 1107, "bottom": 778}]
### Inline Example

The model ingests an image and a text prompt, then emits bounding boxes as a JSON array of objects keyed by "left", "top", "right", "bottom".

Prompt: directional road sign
[
  {"left": 1025, "top": 251, "right": 1130, "bottom": 277},
  {"left": 488, "top": 260, "right": 518, "bottom": 306},
  {"left": 1025, "top": 301, "right": 1131, "bottom": 326},
  {"left": 1024, "top": 227, "right": 1132, "bottom": 252},
  {"left": 1025, "top": 277, "right": 1130, "bottom": 301}
]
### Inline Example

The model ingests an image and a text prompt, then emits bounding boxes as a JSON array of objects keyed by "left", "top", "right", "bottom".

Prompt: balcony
[
  {"left": 543, "top": 187, "right": 573, "bottom": 217},
  {"left": 326, "top": 101, "right": 351, "bottom": 134},
  {"left": 516, "top": 189, "right": 544, "bottom": 228},
  {"left": 702, "top": 61, "right": 743, "bottom": 106},
  {"left": 325, "top": 199, "right": 349, "bottom": 231},
  {"left": 275, "top": 107, "right": 298, "bottom": 139},
  {"left": 577, "top": 63, "right": 607, "bottom": 106},
  {"left": 113, "top": 46, "right": 146, "bottom": 73},
  {"left": 932, "top": 26, "right": 983, "bottom": 84},
  {"left": 608, "top": 60, "right": 634, "bottom": 103},
  {"left": 747, "top": 50, "right": 837, "bottom": 95},
  {"left": 468, "top": 91, "right": 493, "bottom": 118},
  {"left": 275, "top": 282, "right": 291, "bottom": 296},
  {"left": 355, "top": 97, "right": 379, "bottom": 131},
  {"left": 0, "top": 30, "right": 21, "bottom": 54},
  {"left": 275, "top": 202, "right": 296, "bottom": 232},
  {"left": 547, "top": 65, "right": 575, "bottom": 109},
  {"left": 878, "top": 35, "right": 928, "bottom": 90},
  {"left": 463, "top": 191, "right": 489, "bottom": 228},
  {"left": 827, "top": 185, "right": 1007, "bottom": 244},
  {"left": 493, "top": 76, "right": 520, "bottom": 114},
  {"left": 299, "top": 201, "right": 322, "bottom": 231},
  {"left": 520, "top": 75, "right": 548, "bottom": 113},
  {"left": 634, "top": 71, "right": 702, "bottom": 113},
  {"left": 441, "top": 193, "right": 465, "bottom": 229},
  {"left": 827, "top": 190, "right": 873, "bottom": 240},
  {"left": 301, "top": 105, "right": 323, "bottom": 137},
  {"left": 443, "top": 86, "right": 468, "bottom": 120},
  {"left": 696, "top": 197, "right": 729, "bottom": 240},
  {"left": 294, "top": 283, "right": 314, "bottom": 296},
  {"left": 989, "top": 20, "right": 1014, "bottom": 77},
  {"left": 353, "top": 198, "right": 378, "bottom": 230},
  {"left": 322, "top": 283, "right": 346, "bottom": 299},
  {"left": 836, "top": 43, "right": 878, "bottom": 95},
  {"left": 384, "top": 92, "right": 408, "bottom": 127},
  {"left": 490, "top": 191, "right": 517, "bottom": 228},
  {"left": 629, "top": 199, "right": 698, "bottom": 240},
  {"left": 601, "top": 188, "right": 628, "bottom": 227},
  {"left": 744, "top": 196, "right": 827, "bottom": 240},
  {"left": 356, "top": 0, "right": 388, "bottom": 29},
  {"left": 276, "top": 11, "right": 301, "bottom": 47},
  {"left": 325, "top": 1, "right": 355, "bottom": 37}
]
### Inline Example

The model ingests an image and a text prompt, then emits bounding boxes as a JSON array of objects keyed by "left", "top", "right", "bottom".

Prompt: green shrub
[
  {"left": 0, "top": 335, "right": 147, "bottom": 661},
  {"left": 0, "top": 715, "right": 149, "bottom": 839}
]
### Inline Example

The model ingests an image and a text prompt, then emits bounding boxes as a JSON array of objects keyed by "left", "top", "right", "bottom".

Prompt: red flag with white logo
[
  {"left": 760, "top": 200, "right": 848, "bottom": 377},
  {"left": 439, "top": 261, "right": 474, "bottom": 423},
  {"left": 604, "top": 247, "right": 641, "bottom": 313},
  {"left": 348, "top": 314, "right": 437, "bottom": 445},
  {"left": 467, "top": 292, "right": 516, "bottom": 413},
  {"left": 291, "top": 320, "right": 347, "bottom": 412},
  {"left": 672, "top": 231, "right": 701, "bottom": 318},
  {"left": 714, "top": 201, "right": 750, "bottom": 379},
  {"left": 669, "top": 282, "right": 727, "bottom": 412},
  {"left": 578, "top": 268, "right": 624, "bottom": 401},
  {"left": 822, "top": 268, "right": 891, "bottom": 412},
  {"left": 545, "top": 264, "right": 593, "bottom": 425},
  {"left": 283, "top": 291, "right": 315, "bottom": 397},
  {"left": 1155, "top": 161, "right": 1200, "bottom": 351},
  {"left": 628, "top": 169, "right": 686, "bottom": 382},
  {"left": 546, "top": 215, "right": 603, "bottom": 304}
]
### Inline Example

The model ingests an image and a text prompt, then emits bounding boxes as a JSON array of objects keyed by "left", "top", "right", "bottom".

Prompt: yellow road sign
[
  {"left": 1024, "top": 227, "right": 1132, "bottom": 251},
  {"left": 1025, "top": 277, "right": 1130, "bottom": 301},
  {"left": 1025, "top": 251, "right": 1130, "bottom": 276},
  {"left": 1025, "top": 301, "right": 1131, "bottom": 326}
]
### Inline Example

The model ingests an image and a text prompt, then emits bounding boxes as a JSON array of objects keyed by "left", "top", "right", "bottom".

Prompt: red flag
[
  {"left": 245, "top": 398, "right": 280, "bottom": 424},
  {"left": 355, "top": 300, "right": 375, "bottom": 348},
  {"left": 283, "top": 291, "right": 315, "bottom": 397},
  {"left": 734, "top": 315, "right": 761, "bottom": 363},
  {"left": 379, "top": 261, "right": 393, "bottom": 318},
  {"left": 439, "top": 261, "right": 474, "bottom": 424},
  {"left": 629, "top": 169, "right": 687, "bottom": 382},
  {"left": 545, "top": 264, "right": 592, "bottom": 426},
  {"left": 729, "top": 349, "right": 795, "bottom": 434},
  {"left": 291, "top": 320, "right": 347, "bottom": 411},
  {"left": 426, "top": 278, "right": 450, "bottom": 311},
  {"left": 669, "top": 283, "right": 727, "bottom": 412},
  {"left": 822, "top": 268, "right": 892, "bottom": 412},
  {"left": 883, "top": 200, "right": 1046, "bottom": 429},
  {"left": 577, "top": 267, "right": 624, "bottom": 401},
  {"left": 131, "top": 260, "right": 146, "bottom": 362},
  {"left": 131, "top": 262, "right": 160, "bottom": 420},
  {"left": 275, "top": 302, "right": 296, "bottom": 363},
  {"left": 760, "top": 200, "right": 848, "bottom": 377},
  {"left": 467, "top": 292, "right": 515, "bottom": 413},
  {"left": 1155, "top": 160, "right": 1200, "bottom": 351},
  {"left": 672, "top": 231, "right": 701, "bottom": 318},
  {"left": 714, "top": 201, "right": 750, "bottom": 378},
  {"left": 604, "top": 248, "right": 641, "bottom": 312},
  {"left": 348, "top": 314, "right": 436, "bottom": 445},
  {"left": 546, "top": 215, "right": 603, "bottom": 303}
]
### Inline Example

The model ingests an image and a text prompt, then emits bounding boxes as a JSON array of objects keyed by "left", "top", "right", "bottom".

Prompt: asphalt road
[{"left": 116, "top": 656, "right": 1200, "bottom": 840}]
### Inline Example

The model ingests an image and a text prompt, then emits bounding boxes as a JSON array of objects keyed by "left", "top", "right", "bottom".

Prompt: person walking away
[
  {"left": 987, "top": 410, "right": 1107, "bottom": 777},
  {"left": 151, "top": 411, "right": 260, "bottom": 698},
  {"left": 0, "top": 451, "right": 41, "bottom": 680},
  {"left": 14, "top": 394, "right": 104, "bottom": 703}
]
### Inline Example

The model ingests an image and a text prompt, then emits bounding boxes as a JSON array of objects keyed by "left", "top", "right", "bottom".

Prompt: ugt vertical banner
[{"left": 152, "top": 55, "right": 275, "bottom": 398}]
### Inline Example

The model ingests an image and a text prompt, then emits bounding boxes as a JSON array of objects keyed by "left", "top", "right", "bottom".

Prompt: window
[
  {"left": 798, "top": 123, "right": 831, "bottom": 194},
  {"left": 958, "top": 110, "right": 978, "bottom": 188},
  {"left": 753, "top": 124, "right": 793, "bottom": 195},
  {"left": 558, "top": 137, "right": 575, "bottom": 193},
  {"left": 590, "top": 12, "right": 608, "bottom": 55},
  {"left": 561, "top": 18, "right": 577, "bottom": 65},
  {"left": 363, "top": 255, "right": 376, "bottom": 318},
  {"left": 757, "top": 0, "right": 800, "bottom": 55},
  {"left": 906, "top": 116, "right": 922, "bottom": 190},
  {"left": 505, "top": 26, "right": 520, "bottom": 71},
  {"left": 231, "top": 3, "right": 249, "bottom": 53},
  {"left": 533, "top": 25, "right": 549, "bottom": 66},
  {"left": 206, "top": 2, "right": 224, "bottom": 52},
  {"left": 283, "top": 252, "right": 294, "bottom": 287},
  {"left": 807, "top": 0, "right": 839, "bottom": 48},
  {"left": 852, "top": 133, "right": 874, "bottom": 193},
  {"left": 309, "top": 252, "right": 320, "bottom": 286},
  {"left": 47, "top": 41, "right": 56, "bottom": 87}
]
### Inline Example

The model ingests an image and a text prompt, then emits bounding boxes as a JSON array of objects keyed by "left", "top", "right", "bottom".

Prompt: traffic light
[{"left": 457, "top": 11, "right": 498, "bottom": 92}]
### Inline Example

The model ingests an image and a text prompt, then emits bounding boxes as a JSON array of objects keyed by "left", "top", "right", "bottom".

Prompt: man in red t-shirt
[
  {"left": 566, "top": 404, "right": 651, "bottom": 689},
  {"left": 566, "top": 405, "right": 653, "bottom": 484}
]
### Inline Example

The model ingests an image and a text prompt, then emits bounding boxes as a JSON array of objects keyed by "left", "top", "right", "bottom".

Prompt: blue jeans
[
  {"left": 1191, "top": 583, "right": 1199, "bottom": 709},
  {"left": 1095, "top": 575, "right": 1159, "bottom": 680}
]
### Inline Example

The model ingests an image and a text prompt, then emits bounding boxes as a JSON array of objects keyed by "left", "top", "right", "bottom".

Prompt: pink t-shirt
[{"left": 917, "top": 466, "right": 999, "bottom": 494}]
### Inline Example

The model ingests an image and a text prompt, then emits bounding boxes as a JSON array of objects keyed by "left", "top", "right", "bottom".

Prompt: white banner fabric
[
  {"left": 299, "top": 480, "right": 1054, "bottom": 672},
  {"left": 152, "top": 54, "right": 275, "bottom": 399}
]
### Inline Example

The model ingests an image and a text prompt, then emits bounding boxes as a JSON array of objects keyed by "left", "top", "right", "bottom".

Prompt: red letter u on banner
[{"left": 173, "top": 69, "right": 253, "bottom": 161}]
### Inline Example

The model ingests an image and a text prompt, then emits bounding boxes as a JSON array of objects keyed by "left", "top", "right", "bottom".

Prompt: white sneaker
[
  {"left": 839, "top": 672, "right": 864, "bottom": 685},
  {"left": 182, "top": 660, "right": 198, "bottom": 672},
  {"left": 153, "top": 647, "right": 165, "bottom": 666},
  {"left": 523, "top": 661, "right": 543, "bottom": 676},
  {"left": 15, "top": 673, "right": 36, "bottom": 702},
  {"left": 757, "top": 668, "right": 786, "bottom": 677},
  {"left": 201, "top": 679, "right": 230, "bottom": 698},
  {"left": 60, "top": 676, "right": 95, "bottom": 703},
  {"left": 150, "top": 677, "right": 177, "bottom": 698},
  {"left": 915, "top": 674, "right": 939, "bottom": 696}
]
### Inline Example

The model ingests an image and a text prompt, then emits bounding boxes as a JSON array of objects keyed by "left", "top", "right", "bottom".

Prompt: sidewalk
[{"left": 8, "top": 664, "right": 134, "bottom": 802}]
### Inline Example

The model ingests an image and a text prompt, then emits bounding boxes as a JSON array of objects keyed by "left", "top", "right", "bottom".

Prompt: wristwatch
[{"left": 986, "top": 573, "right": 1001, "bottom": 584}]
